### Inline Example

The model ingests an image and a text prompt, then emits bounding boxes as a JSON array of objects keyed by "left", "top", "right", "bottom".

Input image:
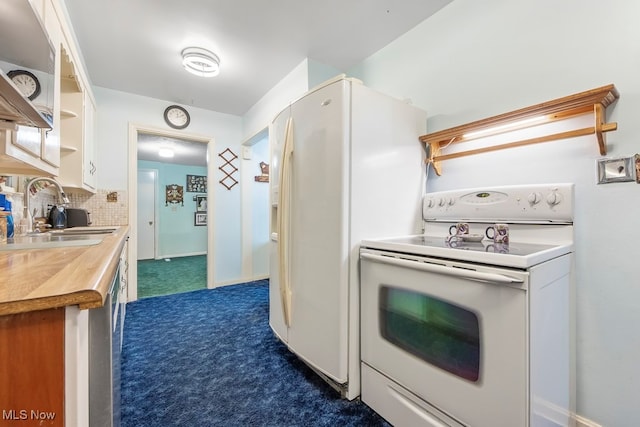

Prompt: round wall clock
[
  {"left": 7, "top": 69, "right": 41, "bottom": 100},
  {"left": 163, "top": 105, "right": 190, "bottom": 129}
]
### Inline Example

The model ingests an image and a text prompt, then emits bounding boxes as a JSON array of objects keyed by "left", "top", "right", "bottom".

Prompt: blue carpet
[{"left": 121, "top": 280, "right": 390, "bottom": 426}]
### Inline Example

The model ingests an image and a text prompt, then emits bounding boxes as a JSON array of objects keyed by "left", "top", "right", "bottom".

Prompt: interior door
[{"left": 137, "top": 169, "right": 156, "bottom": 260}]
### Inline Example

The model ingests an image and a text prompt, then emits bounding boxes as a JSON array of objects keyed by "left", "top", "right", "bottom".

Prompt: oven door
[{"left": 360, "top": 248, "right": 529, "bottom": 427}]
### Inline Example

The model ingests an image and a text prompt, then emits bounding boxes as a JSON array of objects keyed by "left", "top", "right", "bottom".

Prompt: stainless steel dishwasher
[{"left": 89, "top": 265, "right": 122, "bottom": 427}]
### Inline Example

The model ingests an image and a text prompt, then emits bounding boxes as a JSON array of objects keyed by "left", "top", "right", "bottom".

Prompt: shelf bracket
[
  {"left": 595, "top": 103, "right": 617, "bottom": 156},
  {"left": 428, "top": 141, "right": 442, "bottom": 176}
]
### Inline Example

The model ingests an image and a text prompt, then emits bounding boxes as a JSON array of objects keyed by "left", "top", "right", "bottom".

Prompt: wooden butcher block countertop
[{"left": 0, "top": 226, "right": 129, "bottom": 316}]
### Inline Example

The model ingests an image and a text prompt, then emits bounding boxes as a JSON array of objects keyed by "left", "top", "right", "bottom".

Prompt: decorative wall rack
[{"left": 419, "top": 84, "right": 619, "bottom": 175}]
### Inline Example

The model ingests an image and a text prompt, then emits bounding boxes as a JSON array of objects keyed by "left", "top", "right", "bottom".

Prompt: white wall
[
  {"left": 307, "top": 58, "right": 342, "bottom": 90},
  {"left": 250, "top": 134, "right": 270, "bottom": 277},
  {"left": 241, "top": 59, "right": 309, "bottom": 141},
  {"left": 94, "top": 87, "right": 245, "bottom": 283},
  {"left": 350, "top": 0, "right": 639, "bottom": 426},
  {"left": 241, "top": 58, "right": 343, "bottom": 141}
]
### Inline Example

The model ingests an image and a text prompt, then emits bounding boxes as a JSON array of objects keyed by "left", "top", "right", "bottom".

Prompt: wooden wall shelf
[{"left": 419, "top": 84, "right": 619, "bottom": 175}]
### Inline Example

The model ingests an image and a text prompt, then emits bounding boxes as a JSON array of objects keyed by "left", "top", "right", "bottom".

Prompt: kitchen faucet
[{"left": 24, "top": 177, "right": 70, "bottom": 232}]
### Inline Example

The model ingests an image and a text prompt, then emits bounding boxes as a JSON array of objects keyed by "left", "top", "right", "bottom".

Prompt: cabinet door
[
  {"left": 0, "top": 309, "right": 65, "bottom": 426},
  {"left": 11, "top": 126, "right": 42, "bottom": 157},
  {"left": 11, "top": 0, "right": 60, "bottom": 168},
  {"left": 40, "top": 0, "right": 61, "bottom": 167},
  {"left": 83, "top": 93, "right": 97, "bottom": 190}
]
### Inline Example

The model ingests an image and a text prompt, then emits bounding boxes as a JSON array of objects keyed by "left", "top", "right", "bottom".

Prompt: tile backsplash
[
  {"left": 1, "top": 188, "right": 128, "bottom": 227},
  {"left": 66, "top": 189, "right": 129, "bottom": 226}
]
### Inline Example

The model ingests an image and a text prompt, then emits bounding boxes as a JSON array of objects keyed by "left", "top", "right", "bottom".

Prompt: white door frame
[{"left": 127, "top": 123, "right": 216, "bottom": 302}]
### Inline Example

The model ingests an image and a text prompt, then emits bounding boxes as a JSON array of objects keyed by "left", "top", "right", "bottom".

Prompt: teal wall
[
  {"left": 138, "top": 160, "right": 208, "bottom": 258},
  {"left": 250, "top": 134, "right": 269, "bottom": 276}
]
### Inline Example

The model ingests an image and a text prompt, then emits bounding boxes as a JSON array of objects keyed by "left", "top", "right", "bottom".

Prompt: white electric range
[{"left": 360, "top": 183, "right": 575, "bottom": 427}]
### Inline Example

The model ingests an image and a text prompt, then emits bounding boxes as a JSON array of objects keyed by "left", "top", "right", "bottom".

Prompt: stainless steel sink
[
  {"left": 1, "top": 232, "right": 106, "bottom": 251},
  {"left": 1, "top": 227, "right": 117, "bottom": 251},
  {"left": 50, "top": 227, "right": 117, "bottom": 235}
]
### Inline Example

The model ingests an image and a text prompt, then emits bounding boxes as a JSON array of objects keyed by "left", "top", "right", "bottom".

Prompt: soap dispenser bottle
[{"left": 5, "top": 200, "right": 13, "bottom": 238}]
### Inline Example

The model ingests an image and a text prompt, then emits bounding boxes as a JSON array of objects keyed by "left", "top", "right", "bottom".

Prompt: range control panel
[{"left": 423, "top": 183, "right": 574, "bottom": 223}]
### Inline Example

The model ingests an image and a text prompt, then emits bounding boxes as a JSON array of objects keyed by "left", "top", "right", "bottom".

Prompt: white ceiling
[
  {"left": 63, "top": 0, "right": 452, "bottom": 166},
  {"left": 63, "top": 0, "right": 452, "bottom": 117},
  {"left": 137, "top": 133, "right": 209, "bottom": 167}
]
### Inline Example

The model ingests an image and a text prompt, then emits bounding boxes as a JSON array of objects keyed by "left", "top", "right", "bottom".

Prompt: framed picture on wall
[
  {"left": 195, "top": 195, "right": 207, "bottom": 212},
  {"left": 186, "top": 175, "right": 207, "bottom": 192},
  {"left": 194, "top": 212, "right": 207, "bottom": 226}
]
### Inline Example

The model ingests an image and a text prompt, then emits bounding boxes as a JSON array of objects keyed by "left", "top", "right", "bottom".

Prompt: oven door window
[{"left": 379, "top": 286, "right": 480, "bottom": 382}]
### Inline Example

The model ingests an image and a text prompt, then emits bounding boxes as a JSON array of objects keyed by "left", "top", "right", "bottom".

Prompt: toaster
[{"left": 65, "top": 208, "right": 91, "bottom": 227}]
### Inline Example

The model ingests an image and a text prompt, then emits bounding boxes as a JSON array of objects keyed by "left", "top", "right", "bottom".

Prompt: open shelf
[
  {"left": 61, "top": 109, "right": 78, "bottom": 119},
  {"left": 60, "top": 145, "right": 77, "bottom": 153},
  {"left": 419, "top": 84, "right": 619, "bottom": 175}
]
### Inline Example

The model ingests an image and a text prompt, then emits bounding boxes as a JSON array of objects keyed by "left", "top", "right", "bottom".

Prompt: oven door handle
[{"left": 361, "top": 252, "right": 525, "bottom": 284}]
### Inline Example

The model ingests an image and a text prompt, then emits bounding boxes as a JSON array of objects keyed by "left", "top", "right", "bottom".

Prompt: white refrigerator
[{"left": 269, "top": 76, "right": 426, "bottom": 400}]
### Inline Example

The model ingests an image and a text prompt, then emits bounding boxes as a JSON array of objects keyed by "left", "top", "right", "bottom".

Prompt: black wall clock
[
  {"left": 8, "top": 69, "right": 41, "bottom": 100},
  {"left": 164, "top": 105, "right": 190, "bottom": 129}
]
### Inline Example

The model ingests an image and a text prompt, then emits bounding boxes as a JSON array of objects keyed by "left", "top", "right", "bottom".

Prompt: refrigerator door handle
[{"left": 277, "top": 116, "right": 294, "bottom": 327}]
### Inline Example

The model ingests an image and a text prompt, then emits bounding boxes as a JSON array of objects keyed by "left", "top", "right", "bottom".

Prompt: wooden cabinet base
[{"left": 0, "top": 308, "right": 64, "bottom": 426}]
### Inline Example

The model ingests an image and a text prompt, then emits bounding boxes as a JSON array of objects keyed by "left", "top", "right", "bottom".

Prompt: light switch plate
[{"left": 597, "top": 156, "right": 635, "bottom": 184}]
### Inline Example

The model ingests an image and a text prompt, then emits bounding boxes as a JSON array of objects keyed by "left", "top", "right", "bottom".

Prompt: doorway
[
  {"left": 127, "top": 124, "right": 215, "bottom": 302},
  {"left": 137, "top": 169, "right": 157, "bottom": 260},
  {"left": 239, "top": 128, "right": 270, "bottom": 281}
]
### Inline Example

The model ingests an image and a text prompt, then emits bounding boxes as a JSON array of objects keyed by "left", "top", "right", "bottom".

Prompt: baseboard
[
  {"left": 156, "top": 251, "right": 207, "bottom": 259},
  {"left": 211, "top": 275, "right": 269, "bottom": 288},
  {"left": 575, "top": 414, "right": 603, "bottom": 427},
  {"left": 533, "top": 397, "right": 602, "bottom": 427}
]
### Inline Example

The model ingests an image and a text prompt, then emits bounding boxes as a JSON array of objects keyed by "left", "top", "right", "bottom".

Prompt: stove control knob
[
  {"left": 425, "top": 198, "right": 435, "bottom": 208},
  {"left": 546, "top": 190, "right": 562, "bottom": 206},
  {"left": 438, "top": 198, "right": 446, "bottom": 207},
  {"left": 448, "top": 197, "right": 456, "bottom": 206},
  {"left": 527, "top": 192, "right": 542, "bottom": 205}
]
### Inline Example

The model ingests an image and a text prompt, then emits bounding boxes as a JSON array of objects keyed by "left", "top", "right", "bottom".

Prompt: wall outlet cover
[{"left": 597, "top": 156, "right": 635, "bottom": 184}]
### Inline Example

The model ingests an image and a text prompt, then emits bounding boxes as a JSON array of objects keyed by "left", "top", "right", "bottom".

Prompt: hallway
[{"left": 137, "top": 255, "right": 206, "bottom": 298}]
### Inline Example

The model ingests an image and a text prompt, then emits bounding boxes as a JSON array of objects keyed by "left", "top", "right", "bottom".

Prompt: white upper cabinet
[
  {"left": 0, "top": 0, "right": 60, "bottom": 176},
  {"left": 57, "top": 43, "right": 97, "bottom": 193},
  {"left": 48, "top": 0, "right": 98, "bottom": 193},
  {"left": 0, "top": 0, "right": 98, "bottom": 191}
]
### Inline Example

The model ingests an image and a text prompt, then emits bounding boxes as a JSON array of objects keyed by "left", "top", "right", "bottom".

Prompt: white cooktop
[
  {"left": 360, "top": 235, "right": 573, "bottom": 268},
  {"left": 362, "top": 183, "right": 575, "bottom": 269}
]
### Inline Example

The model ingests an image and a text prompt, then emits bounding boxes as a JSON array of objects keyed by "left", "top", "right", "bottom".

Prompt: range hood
[
  {"left": 0, "top": 71, "right": 51, "bottom": 128},
  {"left": 0, "top": 0, "right": 55, "bottom": 130}
]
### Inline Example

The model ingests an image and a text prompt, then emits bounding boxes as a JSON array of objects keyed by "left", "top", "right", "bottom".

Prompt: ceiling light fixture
[
  {"left": 181, "top": 47, "right": 220, "bottom": 77},
  {"left": 158, "top": 148, "right": 175, "bottom": 158}
]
